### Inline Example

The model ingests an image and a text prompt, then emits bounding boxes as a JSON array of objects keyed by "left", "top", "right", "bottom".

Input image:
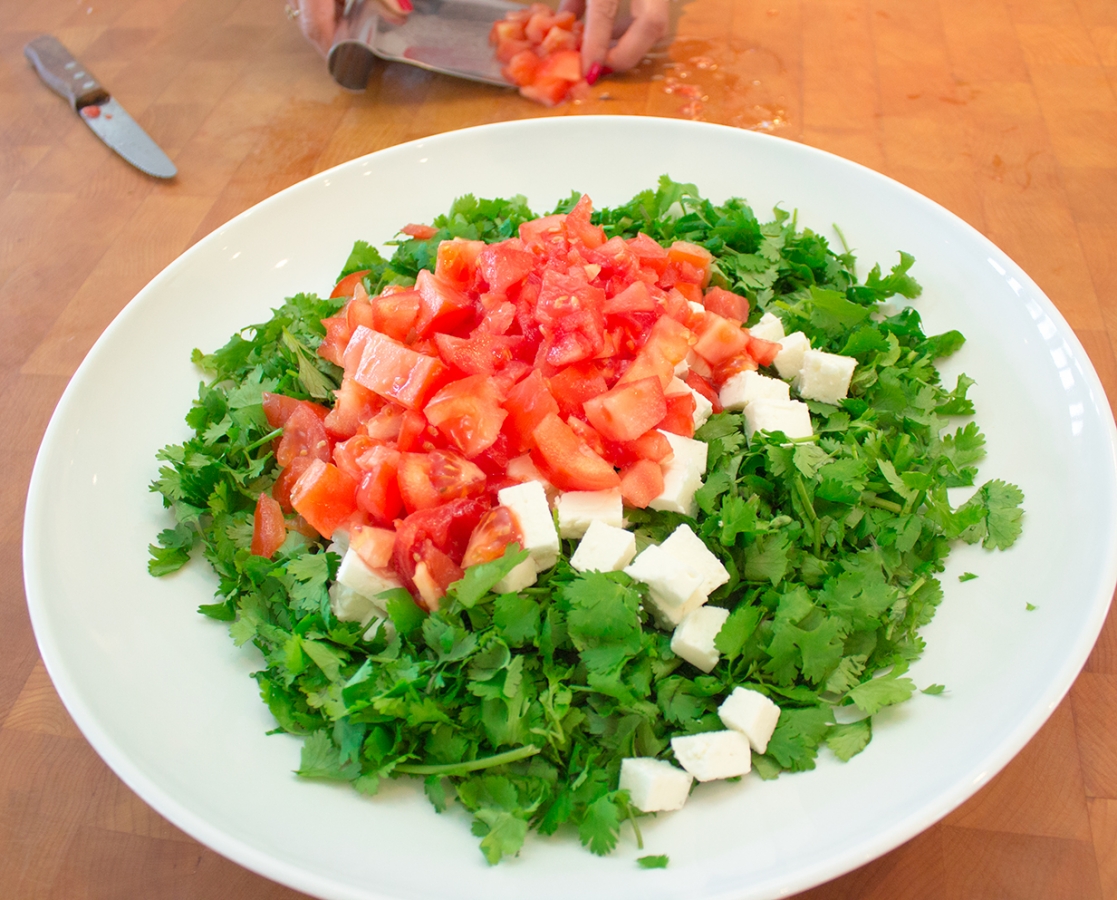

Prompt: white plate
[{"left": 23, "top": 117, "right": 1117, "bottom": 900}]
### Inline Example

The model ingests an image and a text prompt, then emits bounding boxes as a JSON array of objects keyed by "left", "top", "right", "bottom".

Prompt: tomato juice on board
[{"left": 259, "top": 194, "right": 775, "bottom": 609}]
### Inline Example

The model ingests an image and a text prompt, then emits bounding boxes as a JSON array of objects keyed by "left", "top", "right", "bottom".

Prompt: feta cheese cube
[
  {"left": 718, "top": 687, "right": 781, "bottom": 754},
  {"left": 555, "top": 489, "right": 623, "bottom": 539},
  {"left": 329, "top": 581, "right": 386, "bottom": 627},
  {"left": 494, "top": 557, "right": 539, "bottom": 594},
  {"left": 624, "top": 544, "right": 706, "bottom": 626},
  {"left": 688, "top": 386, "right": 714, "bottom": 430},
  {"left": 660, "top": 524, "right": 730, "bottom": 596},
  {"left": 497, "top": 481, "right": 560, "bottom": 571},
  {"left": 796, "top": 349, "right": 857, "bottom": 405},
  {"left": 687, "top": 300, "right": 706, "bottom": 316},
  {"left": 570, "top": 519, "right": 637, "bottom": 573},
  {"left": 773, "top": 331, "right": 811, "bottom": 380},
  {"left": 744, "top": 398, "right": 813, "bottom": 442},
  {"left": 671, "top": 730, "right": 752, "bottom": 781},
  {"left": 336, "top": 548, "right": 402, "bottom": 604},
  {"left": 650, "top": 431, "right": 709, "bottom": 517},
  {"left": 619, "top": 757, "right": 694, "bottom": 812},
  {"left": 718, "top": 370, "right": 791, "bottom": 412},
  {"left": 671, "top": 605, "right": 730, "bottom": 673},
  {"left": 748, "top": 311, "right": 786, "bottom": 343},
  {"left": 673, "top": 357, "right": 690, "bottom": 377}
]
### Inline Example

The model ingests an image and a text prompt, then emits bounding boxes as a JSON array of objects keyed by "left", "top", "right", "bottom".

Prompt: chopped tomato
[
  {"left": 394, "top": 497, "right": 491, "bottom": 588},
  {"left": 583, "top": 376, "right": 667, "bottom": 443},
  {"left": 435, "top": 238, "right": 485, "bottom": 290},
  {"left": 503, "top": 369, "right": 559, "bottom": 452},
  {"left": 414, "top": 269, "right": 474, "bottom": 337},
  {"left": 659, "top": 392, "right": 697, "bottom": 438},
  {"left": 277, "top": 402, "right": 332, "bottom": 467},
  {"left": 703, "top": 286, "right": 750, "bottom": 321},
  {"left": 398, "top": 449, "right": 487, "bottom": 512},
  {"left": 251, "top": 493, "right": 287, "bottom": 558},
  {"left": 331, "top": 270, "right": 370, "bottom": 299},
  {"left": 747, "top": 333, "right": 783, "bottom": 367},
  {"left": 691, "top": 312, "right": 750, "bottom": 367},
  {"left": 324, "top": 377, "right": 379, "bottom": 440},
  {"left": 290, "top": 460, "right": 359, "bottom": 538},
  {"left": 619, "top": 459, "right": 665, "bottom": 509},
  {"left": 272, "top": 456, "right": 313, "bottom": 512},
  {"left": 370, "top": 289, "right": 421, "bottom": 342},
  {"left": 351, "top": 328, "right": 449, "bottom": 410},
  {"left": 355, "top": 445, "right": 403, "bottom": 525},
  {"left": 401, "top": 223, "right": 438, "bottom": 240},
  {"left": 262, "top": 393, "right": 330, "bottom": 430},
  {"left": 685, "top": 371, "right": 722, "bottom": 413},
  {"left": 349, "top": 524, "right": 396, "bottom": 569},
  {"left": 531, "top": 412, "right": 620, "bottom": 491},
  {"left": 462, "top": 506, "right": 521, "bottom": 568},
  {"left": 422, "top": 375, "right": 508, "bottom": 458}
]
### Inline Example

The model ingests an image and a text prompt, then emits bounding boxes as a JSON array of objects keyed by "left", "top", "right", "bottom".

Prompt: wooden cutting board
[{"left": 2, "top": 0, "right": 1116, "bottom": 896}]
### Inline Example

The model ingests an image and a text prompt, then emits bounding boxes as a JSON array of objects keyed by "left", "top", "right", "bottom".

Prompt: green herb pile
[{"left": 149, "top": 177, "right": 1023, "bottom": 865}]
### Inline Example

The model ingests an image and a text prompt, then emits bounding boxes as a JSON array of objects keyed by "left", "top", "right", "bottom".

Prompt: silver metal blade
[
  {"left": 79, "top": 97, "right": 177, "bottom": 179},
  {"left": 329, "top": 0, "right": 519, "bottom": 90}
]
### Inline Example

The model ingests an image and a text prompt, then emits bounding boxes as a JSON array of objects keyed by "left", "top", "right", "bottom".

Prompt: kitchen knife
[
  {"left": 329, "top": 0, "right": 519, "bottom": 91},
  {"left": 24, "top": 35, "right": 177, "bottom": 180}
]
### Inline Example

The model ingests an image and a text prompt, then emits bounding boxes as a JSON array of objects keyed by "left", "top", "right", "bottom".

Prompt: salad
[{"left": 149, "top": 178, "right": 1023, "bottom": 865}]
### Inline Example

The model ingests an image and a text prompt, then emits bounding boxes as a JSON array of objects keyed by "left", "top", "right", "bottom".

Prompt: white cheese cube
[
  {"left": 619, "top": 757, "right": 694, "bottom": 812},
  {"left": 497, "top": 481, "right": 560, "bottom": 570},
  {"left": 671, "top": 730, "right": 752, "bottom": 782},
  {"left": 718, "top": 370, "right": 791, "bottom": 412},
  {"left": 749, "top": 311, "right": 786, "bottom": 343},
  {"left": 650, "top": 431, "right": 709, "bottom": 517},
  {"left": 670, "top": 605, "right": 730, "bottom": 673},
  {"left": 555, "top": 489, "right": 623, "bottom": 539},
  {"left": 624, "top": 544, "right": 706, "bottom": 626},
  {"left": 336, "top": 548, "right": 402, "bottom": 604},
  {"left": 570, "top": 519, "right": 637, "bottom": 573},
  {"left": 673, "top": 357, "right": 690, "bottom": 377},
  {"left": 493, "top": 557, "right": 539, "bottom": 594},
  {"left": 773, "top": 331, "right": 811, "bottom": 380},
  {"left": 744, "top": 398, "right": 813, "bottom": 442},
  {"left": 687, "top": 300, "right": 706, "bottom": 316},
  {"left": 796, "top": 349, "right": 857, "bottom": 405},
  {"left": 660, "top": 524, "right": 730, "bottom": 596},
  {"left": 688, "top": 386, "right": 714, "bottom": 430},
  {"left": 329, "top": 582, "right": 386, "bottom": 627},
  {"left": 718, "top": 687, "right": 781, "bottom": 754}
]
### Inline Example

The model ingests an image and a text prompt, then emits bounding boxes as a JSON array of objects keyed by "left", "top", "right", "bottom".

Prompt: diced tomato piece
[
  {"left": 667, "top": 241, "right": 713, "bottom": 286},
  {"left": 564, "top": 194, "right": 605, "bottom": 250},
  {"left": 502, "top": 44, "right": 540, "bottom": 77},
  {"left": 644, "top": 315, "right": 695, "bottom": 367},
  {"left": 659, "top": 287, "right": 691, "bottom": 324},
  {"left": 324, "top": 377, "right": 379, "bottom": 440},
  {"left": 519, "top": 76, "right": 571, "bottom": 107},
  {"left": 411, "top": 544, "right": 466, "bottom": 611},
  {"left": 422, "top": 375, "right": 508, "bottom": 458},
  {"left": 685, "top": 371, "right": 722, "bottom": 413},
  {"left": 251, "top": 493, "right": 287, "bottom": 558},
  {"left": 262, "top": 393, "right": 330, "bottom": 430},
  {"left": 541, "top": 24, "right": 577, "bottom": 53},
  {"left": 394, "top": 496, "right": 491, "bottom": 592},
  {"left": 331, "top": 270, "right": 370, "bottom": 299},
  {"left": 332, "top": 434, "right": 378, "bottom": 481},
  {"left": 489, "top": 18, "right": 526, "bottom": 44},
  {"left": 354, "top": 445, "right": 403, "bottom": 525},
  {"left": 503, "top": 369, "right": 560, "bottom": 452},
  {"left": 434, "top": 331, "right": 520, "bottom": 375},
  {"left": 531, "top": 412, "right": 619, "bottom": 491},
  {"left": 398, "top": 449, "right": 487, "bottom": 513},
  {"left": 414, "top": 269, "right": 475, "bottom": 337},
  {"left": 370, "top": 289, "right": 421, "bottom": 342},
  {"left": 704, "top": 286, "right": 750, "bottom": 321},
  {"left": 672, "top": 281, "right": 704, "bottom": 305},
  {"left": 617, "top": 343, "right": 674, "bottom": 389},
  {"left": 520, "top": 214, "right": 567, "bottom": 249},
  {"left": 619, "top": 459, "right": 665, "bottom": 509},
  {"left": 479, "top": 242, "right": 535, "bottom": 293},
  {"left": 747, "top": 332, "right": 783, "bottom": 367},
  {"left": 627, "top": 233, "right": 669, "bottom": 275},
  {"left": 567, "top": 416, "right": 607, "bottom": 457},
  {"left": 583, "top": 376, "right": 667, "bottom": 443},
  {"left": 317, "top": 312, "right": 352, "bottom": 366},
  {"left": 691, "top": 312, "right": 750, "bottom": 366},
  {"left": 351, "top": 328, "right": 449, "bottom": 410},
  {"left": 396, "top": 409, "right": 433, "bottom": 452},
  {"left": 714, "top": 353, "right": 759, "bottom": 385},
  {"left": 659, "top": 392, "right": 697, "bottom": 438},
  {"left": 525, "top": 8, "right": 558, "bottom": 42},
  {"left": 627, "top": 429, "right": 673, "bottom": 462},
  {"left": 548, "top": 361, "right": 607, "bottom": 419},
  {"left": 462, "top": 506, "right": 521, "bottom": 568},
  {"left": 345, "top": 294, "right": 377, "bottom": 334},
  {"left": 435, "top": 238, "right": 486, "bottom": 290},
  {"left": 604, "top": 280, "right": 656, "bottom": 315},
  {"left": 290, "top": 459, "right": 359, "bottom": 538},
  {"left": 272, "top": 457, "right": 313, "bottom": 513},
  {"left": 277, "top": 402, "right": 332, "bottom": 467},
  {"left": 400, "top": 223, "right": 438, "bottom": 240},
  {"left": 349, "top": 524, "right": 396, "bottom": 569},
  {"left": 537, "top": 49, "right": 582, "bottom": 82}
]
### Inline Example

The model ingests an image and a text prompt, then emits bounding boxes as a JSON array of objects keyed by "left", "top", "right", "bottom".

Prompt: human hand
[
  {"left": 558, "top": 0, "right": 669, "bottom": 79},
  {"left": 290, "top": 0, "right": 412, "bottom": 57}
]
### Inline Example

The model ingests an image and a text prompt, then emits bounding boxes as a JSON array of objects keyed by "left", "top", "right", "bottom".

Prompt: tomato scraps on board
[
  {"left": 262, "top": 194, "right": 776, "bottom": 608},
  {"left": 490, "top": 3, "right": 590, "bottom": 106}
]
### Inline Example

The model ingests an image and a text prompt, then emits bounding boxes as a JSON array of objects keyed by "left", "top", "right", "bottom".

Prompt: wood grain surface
[{"left": 3, "top": 0, "right": 1116, "bottom": 897}]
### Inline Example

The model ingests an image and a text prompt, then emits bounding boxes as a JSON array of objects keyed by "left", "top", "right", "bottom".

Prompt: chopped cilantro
[
  {"left": 959, "top": 572, "right": 978, "bottom": 582},
  {"left": 638, "top": 854, "right": 670, "bottom": 869}
]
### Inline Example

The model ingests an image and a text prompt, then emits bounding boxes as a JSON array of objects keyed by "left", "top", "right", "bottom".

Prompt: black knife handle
[{"left": 24, "top": 35, "right": 109, "bottom": 110}]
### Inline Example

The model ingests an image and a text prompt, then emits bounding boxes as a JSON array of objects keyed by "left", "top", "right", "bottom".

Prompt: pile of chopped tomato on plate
[
  {"left": 490, "top": 3, "right": 589, "bottom": 106},
  {"left": 251, "top": 195, "right": 781, "bottom": 609}
]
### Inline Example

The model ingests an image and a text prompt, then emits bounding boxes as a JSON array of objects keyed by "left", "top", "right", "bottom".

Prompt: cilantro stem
[
  {"left": 624, "top": 800, "right": 644, "bottom": 850},
  {"left": 394, "top": 744, "right": 540, "bottom": 776},
  {"left": 242, "top": 427, "right": 283, "bottom": 455},
  {"left": 793, "top": 475, "right": 818, "bottom": 524},
  {"left": 862, "top": 493, "right": 903, "bottom": 514}
]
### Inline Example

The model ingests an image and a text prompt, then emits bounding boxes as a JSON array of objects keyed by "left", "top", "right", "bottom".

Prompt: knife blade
[
  {"left": 328, "top": 0, "right": 519, "bottom": 91},
  {"left": 24, "top": 35, "right": 177, "bottom": 180}
]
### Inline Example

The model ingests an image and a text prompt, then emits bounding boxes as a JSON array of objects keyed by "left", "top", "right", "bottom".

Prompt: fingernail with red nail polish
[
  {"left": 397, "top": 0, "right": 413, "bottom": 11},
  {"left": 585, "top": 61, "right": 604, "bottom": 85}
]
